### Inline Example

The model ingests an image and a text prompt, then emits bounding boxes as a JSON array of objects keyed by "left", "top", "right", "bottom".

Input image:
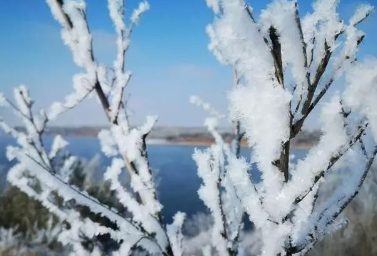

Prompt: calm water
[{"left": 0, "top": 135, "right": 307, "bottom": 223}]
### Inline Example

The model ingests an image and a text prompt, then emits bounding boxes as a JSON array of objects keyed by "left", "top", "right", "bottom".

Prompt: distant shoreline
[
  {"left": 1, "top": 126, "right": 319, "bottom": 150},
  {"left": 145, "top": 138, "right": 314, "bottom": 149},
  {"left": 0, "top": 134, "right": 314, "bottom": 149}
]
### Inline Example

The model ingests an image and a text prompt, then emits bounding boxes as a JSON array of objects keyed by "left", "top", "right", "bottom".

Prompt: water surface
[{"left": 0, "top": 135, "right": 307, "bottom": 223}]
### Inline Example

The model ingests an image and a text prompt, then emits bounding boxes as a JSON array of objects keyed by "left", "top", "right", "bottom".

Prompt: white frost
[
  {"left": 49, "top": 135, "right": 69, "bottom": 159},
  {"left": 131, "top": 1, "right": 150, "bottom": 24}
]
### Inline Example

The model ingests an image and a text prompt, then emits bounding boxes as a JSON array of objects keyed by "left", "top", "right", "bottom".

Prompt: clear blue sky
[{"left": 0, "top": 0, "right": 376, "bottom": 127}]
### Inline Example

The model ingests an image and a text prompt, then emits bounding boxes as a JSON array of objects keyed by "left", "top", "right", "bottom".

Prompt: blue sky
[{"left": 0, "top": 0, "right": 376, "bottom": 127}]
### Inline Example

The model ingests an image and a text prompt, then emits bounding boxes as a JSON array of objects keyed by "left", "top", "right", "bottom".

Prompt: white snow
[
  {"left": 49, "top": 135, "right": 69, "bottom": 159},
  {"left": 131, "top": 2, "right": 150, "bottom": 24}
]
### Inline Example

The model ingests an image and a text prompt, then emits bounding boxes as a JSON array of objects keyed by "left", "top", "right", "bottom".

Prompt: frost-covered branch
[
  {"left": 231, "top": 68, "right": 242, "bottom": 158},
  {"left": 293, "top": 146, "right": 377, "bottom": 254},
  {"left": 0, "top": 1, "right": 177, "bottom": 255},
  {"left": 191, "top": 97, "right": 247, "bottom": 255},
  {"left": 205, "top": 0, "right": 376, "bottom": 255},
  {"left": 0, "top": 87, "right": 173, "bottom": 255},
  {"left": 167, "top": 212, "right": 186, "bottom": 256},
  {"left": 292, "top": 24, "right": 368, "bottom": 136},
  {"left": 292, "top": 120, "right": 368, "bottom": 206},
  {"left": 2, "top": 0, "right": 377, "bottom": 255},
  {"left": 46, "top": 0, "right": 165, "bottom": 223}
]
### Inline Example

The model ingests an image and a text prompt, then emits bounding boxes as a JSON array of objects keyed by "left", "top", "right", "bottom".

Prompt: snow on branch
[
  {"left": 205, "top": 0, "right": 376, "bottom": 255},
  {"left": 167, "top": 212, "right": 186, "bottom": 256},
  {"left": 260, "top": 0, "right": 309, "bottom": 94},
  {"left": 40, "top": 1, "right": 174, "bottom": 254},
  {"left": 47, "top": 73, "right": 96, "bottom": 120},
  {"left": 104, "top": 156, "right": 168, "bottom": 250},
  {"left": 45, "top": 0, "right": 162, "bottom": 215},
  {"left": 61, "top": 1, "right": 95, "bottom": 69},
  {"left": 0, "top": 88, "right": 172, "bottom": 255},
  {"left": 0, "top": 1, "right": 169, "bottom": 251},
  {"left": 1, "top": 0, "right": 376, "bottom": 255},
  {"left": 131, "top": 1, "right": 150, "bottom": 24},
  {"left": 190, "top": 95, "right": 225, "bottom": 120},
  {"left": 205, "top": 0, "right": 221, "bottom": 14},
  {"left": 194, "top": 145, "right": 230, "bottom": 256},
  {"left": 0, "top": 0, "right": 174, "bottom": 255},
  {"left": 349, "top": 4, "right": 374, "bottom": 26},
  {"left": 191, "top": 98, "right": 248, "bottom": 255},
  {"left": 293, "top": 146, "right": 377, "bottom": 253},
  {"left": 49, "top": 135, "right": 69, "bottom": 159},
  {"left": 343, "top": 58, "right": 377, "bottom": 140}
]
